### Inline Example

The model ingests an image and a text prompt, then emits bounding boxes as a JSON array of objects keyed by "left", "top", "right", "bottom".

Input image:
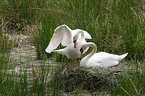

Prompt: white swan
[
  {"left": 45, "top": 24, "right": 91, "bottom": 59},
  {"left": 80, "top": 42, "right": 128, "bottom": 68}
]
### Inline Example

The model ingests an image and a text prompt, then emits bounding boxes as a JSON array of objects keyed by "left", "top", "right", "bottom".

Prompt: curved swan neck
[
  {"left": 85, "top": 43, "right": 97, "bottom": 59},
  {"left": 81, "top": 43, "right": 97, "bottom": 65},
  {"left": 74, "top": 31, "right": 85, "bottom": 46}
]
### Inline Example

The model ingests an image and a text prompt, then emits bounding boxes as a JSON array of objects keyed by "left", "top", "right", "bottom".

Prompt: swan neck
[
  {"left": 75, "top": 31, "right": 85, "bottom": 48},
  {"left": 87, "top": 43, "right": 97, "bottom": 59},
  {"left": 81, "top": 43, "right": 97, "bottom": 65}
]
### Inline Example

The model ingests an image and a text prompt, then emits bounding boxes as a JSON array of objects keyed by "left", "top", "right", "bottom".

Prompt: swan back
[{"left": 88, "top": 52, "right": 128, "bottom": 68}]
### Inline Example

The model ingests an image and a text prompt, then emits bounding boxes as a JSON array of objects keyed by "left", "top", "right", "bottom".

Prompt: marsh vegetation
[{"left": 0, "top": 0, "right": 145, "bottom": 95}]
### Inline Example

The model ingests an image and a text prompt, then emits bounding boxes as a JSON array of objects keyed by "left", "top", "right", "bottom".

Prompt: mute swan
[
  {"left": 80, "top": 42, "right": 128, "bottom": 68},
  {"left": 45, "top": 24, "right": 91, "bottom": 59}
]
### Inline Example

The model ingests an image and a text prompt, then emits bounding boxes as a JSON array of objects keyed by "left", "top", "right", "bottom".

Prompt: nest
[{"left": 49, "top": 63, "right": 122, "bottom": 92}]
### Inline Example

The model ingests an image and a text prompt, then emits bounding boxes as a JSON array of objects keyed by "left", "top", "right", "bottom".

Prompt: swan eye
[
  {"left": 80, "top": 48, "right": 84, "bottom": 56},
  {"left": 80, "top": 48, "right": 83, "bottom": 52},
  {"left": 73, "top": 40, "right": 76, "bottom": 43},
  {"left": 73, "top": 40, "right": 77, "bottom": 48}
]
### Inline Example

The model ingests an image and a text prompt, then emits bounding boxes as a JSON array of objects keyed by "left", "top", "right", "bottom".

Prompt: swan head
[
  {"left": 80, "top": 48, "right": 84, "bottom": 56},
  {"left": 73, "top": 33, "right": 80, "bottom": 48},
  {"left": 79, "top": 43, "right": 88, "bottom": 56},
  {"left": 73, "top": 40, "right": 77, "bottom": 48},
  {"left": 79, "top": 42, "right": 97, "bottom": 56},
  {"left": 73, "top": 30, "right": 84, "bottom": 48}
]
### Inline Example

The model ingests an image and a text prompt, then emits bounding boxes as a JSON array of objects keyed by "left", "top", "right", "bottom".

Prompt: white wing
[
  {"left": 72, "top": 29, "right": 92, "bottom": 39},
  {"left": 54, "top": 25, "right": 73, "bottom": 46},
  {"left": 45, "top": 32, "right": 63, "bottom": 53},
  {"left": 83, "top": 30, "right": 92, "bottom": 39},
  {"left": 45, "top": 25, "right": 73, "bottom": 53}
]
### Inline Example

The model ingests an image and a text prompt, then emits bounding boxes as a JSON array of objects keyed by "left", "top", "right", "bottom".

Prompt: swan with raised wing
[
  {"left": 45, "top": 24, "right": 91, "bottom": 59},
  {"left": 79, "top": 42, "right": 128, "bottom": 68}
]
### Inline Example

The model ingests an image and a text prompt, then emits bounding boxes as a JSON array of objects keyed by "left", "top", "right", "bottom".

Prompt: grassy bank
[
  {"left": 0, "top": 60, "right": 144, "bottom": 95},
  {"left": 49, "top": 61, "right": 145, "bottom": 95}
]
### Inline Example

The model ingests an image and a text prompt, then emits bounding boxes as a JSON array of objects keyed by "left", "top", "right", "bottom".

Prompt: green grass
[
  {"left": 30, "top": 0, "right": 145, "bottom": 61},
  {"left": 0, "top": 0, "right": 145, "bottom": 95},
  {"left": 0, "top": 62, "right": 52, "bottom": 95},
  {"left": 0, "top": 0, "right": 47, "bottom": 32},
  {"left": 0, "top": 25, "right": 11, "bottom": 69},
  {"left": 0, "top": 60, "right": 144, "bottom": 95},
  {"left": 1, "top": 0, "right": 145, "bottom": 60},
  {"left": 111, "top": 61, "right": 145, "bottom": 96}
]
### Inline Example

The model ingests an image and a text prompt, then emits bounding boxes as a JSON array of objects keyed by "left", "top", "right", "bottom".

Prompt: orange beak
[
  {"left": 80, "top": 50, "right": 83, "bottom": 56},
  {"left": 74, "top": 42, "right": 77, "bottom": 48}
]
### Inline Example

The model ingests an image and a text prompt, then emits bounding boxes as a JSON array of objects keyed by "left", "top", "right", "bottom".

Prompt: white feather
[
  {"left": 80, "top": 42, "right": 128, "bottom": 68},
  {"left": 45, "top": 24, "right": 92, "bottom": 59}
]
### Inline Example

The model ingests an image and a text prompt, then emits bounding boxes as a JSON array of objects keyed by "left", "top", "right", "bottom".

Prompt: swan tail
[{"left": 120, "top": 53, "right": 128, "bottom": 59}]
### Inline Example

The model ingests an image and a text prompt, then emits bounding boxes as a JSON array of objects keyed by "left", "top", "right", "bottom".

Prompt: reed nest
[{"left": 49, "top": 63, "right": 123, "bottom": 92}]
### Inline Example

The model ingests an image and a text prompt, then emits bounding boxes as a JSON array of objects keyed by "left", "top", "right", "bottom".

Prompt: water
[
  {"left": 7, "top": 34, "right": 57, "bottom": 72},
  {"left": 5, "top": 34, "right": 58, "bottom": 88}
]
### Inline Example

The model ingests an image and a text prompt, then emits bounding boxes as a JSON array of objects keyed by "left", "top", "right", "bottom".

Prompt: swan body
[
  {"left": 80, "top": 42, "right": 128, "bottom": 68},
  {"left": 53, "top": 43, "right": 80, "bottom": 59},
  {"left": 45, "top": 24, "right": 91, "bottom": 59}
]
